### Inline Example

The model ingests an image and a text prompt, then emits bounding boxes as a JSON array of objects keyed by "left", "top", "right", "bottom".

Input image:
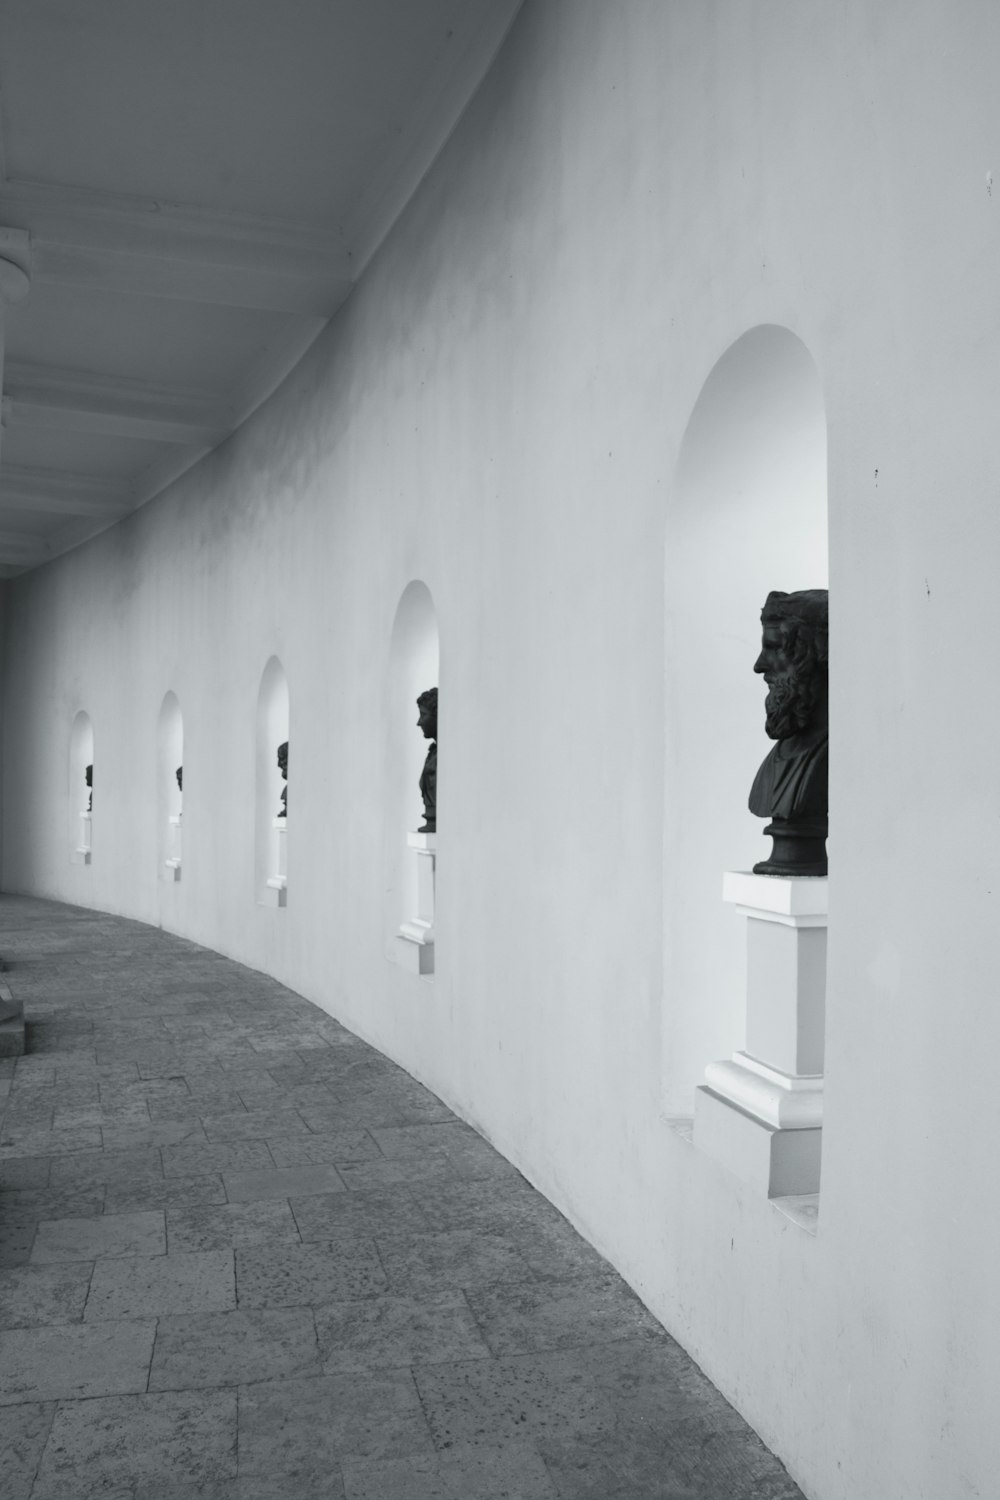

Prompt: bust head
[
  {"left": 754, "top": 589, "right": 828, "bottom": 741},
  {"left": 85, "top": 764, "right": 93, "bottom": 788},
  {"left": 416, "top": 688, "right": 438, "bottom": 741},
  {"left": 277, "top": 741, "right": 288, "bottom": 779},
  {"left": 175, "top": 766, "right": 183, "bottom": 792}
]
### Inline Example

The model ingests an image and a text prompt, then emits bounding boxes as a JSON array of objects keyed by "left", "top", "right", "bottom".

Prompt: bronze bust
[
  {"left": 749, "top": 589, "right": 828, "bottom": 876},
  {"left": 276, "top": 741, "right": 288, "bottom": 818},
  {"left": 416, "top": 688, "right": 437, "bottom": 834},
  {"left": 85, "top": 763, "right": 93, "bottom": 813}
]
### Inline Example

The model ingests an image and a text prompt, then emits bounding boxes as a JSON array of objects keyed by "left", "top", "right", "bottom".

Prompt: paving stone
[
  {"left": 337, "top": 1153, "right": 460, "bottom": 1191},
  {"left": 0, "top": 1216, "right": 39, "bottom": 1268},
  {"left": 0, "top": 1156, "right": 50, "bottom": 1190},
  {"left": 146, "top": 1091, "right": 246, "bottom": 1121},
  {"left": 48, "top": 1147, "right": 164, "bottom": 1192},
  {"left": 0, "top": 1185, "right": 106, "bottom": 1219},
  {"left": 162, "top": 1140, "right": 274, "bottom": 1179},
  {"left": 32, "top": 1211, "right": 165, "bottom": 1264},
  {"left": 341, "top": 1438, "right": 559, "bottom": 1499},
  {"left": 201, "top": 1109, "right": 310, "bottom": 1143},
  {"left": 377, "top": 1230, "right": 538, "bottom": 1294},
  {"left": 167, "top": 1200, "right": 301, "bottom": 1253},
  {"left": 465, "top": 1273, "right": 663, "bottom": 1356},
  {"left": 368, "top": 1122, "right": 482, "bottom": 1158},
  {"left": 266, "top": 1131, "right": 381, "bottom": 1166},
  {"left": 290, "top": 1188, "right": 427, "bottom": 1243},
  {"left": 0, "top": 1319, "right": 155, "bottom": 1402},
  {"left": 0, "top": 1262, "right": 93, "bottom": 1328},
  {"left": 0, "top": 1124, "right": 103, "bottom": 1158},
  {"left": 86, "top": 1249, "right": 235, "bottom": 1320},
  {"left": 316, "top": 1290, "right": 492, "bottom": 1373},
  {"left": 224, "top": 1164, "right": 344, "bottom": 1202},
  {"left": 101, "top": 1119, "right": 208, "bottom": 1151},
  {"left": 237, "top": 1371, "right": 434, "bottom": 1477},
  {"left": 149, "top": 1307, "right": 321, "bottom": 1391},
  {"left": 105, "top": 1173, "right": 228, "bottom": 1215},
  {"left": 236, "top": 1239, "right": 387, "bottom": 1307},
  {"left": 32, "top": 1389, "right": 238, "bottom": 1497},
  {"left": 0, "top": 1401, "right": 56, "bottom": 1500}
]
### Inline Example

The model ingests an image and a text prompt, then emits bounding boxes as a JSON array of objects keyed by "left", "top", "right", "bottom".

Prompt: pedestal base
[
  {"left": 694, "top": 1084, "right": 822, "bottom": 1196},
  {"left": 163, "top": 858, "right": 181, "bottom": 882},
  {"left": 72, "top": 848, "right": 92, "bottom": 865},
  {"left": 394, "top": 935, "right": 435, "bottom": 975},
  {"left": 263, "top": 878, "right": 287, "bottom": 908}
]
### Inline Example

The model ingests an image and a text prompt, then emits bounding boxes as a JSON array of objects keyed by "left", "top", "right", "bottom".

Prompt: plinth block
[
  {"left": 694, "top": 1084, "right": 822, "bottom": 1196},
  {"left": 395, "top": 935, "right": 434, "bottom": 975}
]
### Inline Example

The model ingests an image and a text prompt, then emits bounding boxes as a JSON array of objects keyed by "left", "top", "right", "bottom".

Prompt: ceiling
[{"left": 0, "top": 0, "right": 522, "bottom": 577}]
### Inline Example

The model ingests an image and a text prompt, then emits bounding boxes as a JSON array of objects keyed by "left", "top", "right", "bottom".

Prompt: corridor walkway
[{"left": 0, "top": 895, "right": 804, "bottom": 1500}]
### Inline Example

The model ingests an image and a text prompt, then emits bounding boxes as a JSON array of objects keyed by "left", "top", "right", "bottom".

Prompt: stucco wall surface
[{"left": 4, "top": 5, "right": 1000, "bottom": 1498}]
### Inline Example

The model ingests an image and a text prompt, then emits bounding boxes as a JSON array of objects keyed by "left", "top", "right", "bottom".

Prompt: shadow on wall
[
  {"left": 662, "top": 324, "right": 828, "bottom": 1115},
  {"left": 384, "top": 581, "right": 439, "bottom": 965}
]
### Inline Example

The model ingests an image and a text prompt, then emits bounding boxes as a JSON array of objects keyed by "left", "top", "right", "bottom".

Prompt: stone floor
[{"left": 0, "top": 894, "right": 805, "bottom": 1500}]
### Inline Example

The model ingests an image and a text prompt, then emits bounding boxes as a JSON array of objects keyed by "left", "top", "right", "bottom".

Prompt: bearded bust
[
  {"left": 276, "top": 741, "right": 288, "bottom": 819},
  {"left": 748, "top": 589, "right": 828, "bottom": 876},
  {"left": 416, "top": 688, "right": 437, "bottom": 834}
]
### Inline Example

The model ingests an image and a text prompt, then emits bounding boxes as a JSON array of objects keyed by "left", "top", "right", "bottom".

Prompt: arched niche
[
  {"left": 157, "top": 692, "right": 184, "bottom": 881},
  {"left": 69, "top": 710, "right": 94, "bottom": 864},
  {"left": 384, "top": 581, "right": 440, "bottom": 973},
  {"left": 663, "top": 324, "right": 828, "bottom": 1113},
  {"left": 256, "top": 656, "right": 290, "bottom": 906}
]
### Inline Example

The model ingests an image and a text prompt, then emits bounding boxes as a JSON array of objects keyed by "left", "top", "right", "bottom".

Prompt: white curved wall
[{"left": 4, "top": 6, "right": 1000, "bottom": 1499}]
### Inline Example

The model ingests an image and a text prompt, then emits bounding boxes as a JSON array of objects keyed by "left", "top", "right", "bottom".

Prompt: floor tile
[
  {"left": 0, "top": 1319, "right": 155, "bottom": 1403},
  {"left": 0, "top": 1262, "right": 93, "bottom": 1328},
  {"left": 101, "top": 1119, "right": 208, "bottom": 1151},
  {"left": 167, "top": 1200, "right": 301, "bottom": 1253},
  {"left": 32, "top": 1210, "right": 166, "bottom": 1264},
  {"left": 267, "top": 1131, "right": 381, "bottom": 1166},
  {"left": 237, "top": 1370, "right": 433, "bottom": 1478},
  {"left": 236, "top": 1239, "right": 387, "bottom": 1307},
  {"left": 32, "top": 1389, "right": 238, "bottom": 1498},
  {"left": 0, "top": 1401, "right": 55, "bottom": 1500},
  {"left": 224, "top": 1164, "right": 344, "bottom": 1202},
  {"left": 290, "top": 1188, "right": 426, "bottom": 1242},
  {"left": 465, "top": 1273, "right": 663, "bottom": 1356},
  {"left": 85, "top": 1249, "right": 235, "bottom": 1320},
  {"left": 316, "top": 1290, "right": 492, "bottom": 1373},
  {"left": 48, "top": 1147, "right": 165, "bottom": 1191},
  {"left": 149, "top": 1307, "right": 321, "bottom": 1390},
  {"left": 162, "top": 1140, "right": 274, "bottom": 1178},
  {"left": 377, "top": 1230, "right": 537, "bottom": 1294},
  {"left": 105, "top": 1173, "right": 228, "bottom": 1215},
  {"left": 341, "top": 1438, "right": 559, "bottom": 1499}
]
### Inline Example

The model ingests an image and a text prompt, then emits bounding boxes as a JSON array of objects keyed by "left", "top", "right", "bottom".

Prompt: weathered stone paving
[{"left": 0, "top": 894, "right": 804, "bottom": 1499}]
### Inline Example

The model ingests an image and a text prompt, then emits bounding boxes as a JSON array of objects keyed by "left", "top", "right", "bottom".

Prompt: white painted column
[
  {"left": 693, "top": 871, "right": 828, "bottom": 1196},
  {"left": 74, "top": 810, "right": 92, "bottom": 865},
  {"left": 397, "top": 832, "right": 436, "bottom": 975},
  {"left": 164, "top": 813, "right": 182, "bottom": 880}
]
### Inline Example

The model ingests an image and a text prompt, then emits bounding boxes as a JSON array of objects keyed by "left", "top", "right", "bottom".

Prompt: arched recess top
[
  {"left": 158, "top": 690, "right": 182, "bottom": 731},
  {"left": 675, "top": 324, "right": 827, "bottom": 539},
  {"left": 258, "top": 656, "right": 289, "bottom": 715},
  {"left": 390, "top": 580, "right": 438, "bottom": 654},
  {"left": 70, "top": 710, "right": 94, "bottom": 758}
]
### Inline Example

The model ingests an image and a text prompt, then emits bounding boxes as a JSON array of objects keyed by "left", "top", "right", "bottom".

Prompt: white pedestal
[
  {"left": 397, "top": 831, "right": 436, "bottom": 975},
  {"left": 264, "top": 818, "right": 287, "bottom": 907},
  {"left": 694, "top": 871, "right": 827, "bottom": 1196},
  {"left": 73, "top": 810, "right": 92, "bottom": 865},
  {"left": 164, "top": 813, "right": 182, "bottom": 881}
]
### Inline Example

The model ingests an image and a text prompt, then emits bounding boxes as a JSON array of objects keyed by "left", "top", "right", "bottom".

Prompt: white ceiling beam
[
  {"left": 3, "top": 363, "right": 232, "bottom": 447},
  {"left": 0, "top": 180, "right": 353, "bottom": 314}
]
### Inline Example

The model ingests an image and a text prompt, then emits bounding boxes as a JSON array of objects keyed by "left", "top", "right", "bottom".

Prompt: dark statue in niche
[
  {"left": 416, "top": 688, "right": 437, "bottom": 834},
  {"left": 749, "top": 589, "right": 828, "bottom": 877},
  {"left": 276, "top": 740, "right": 288, "bottom": 818},
  {"left": 85, "top": 763, "right": 93, "bottom": 813},
  {"left": 175, "top": 766, "right": 183, "bottom": 793}
]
